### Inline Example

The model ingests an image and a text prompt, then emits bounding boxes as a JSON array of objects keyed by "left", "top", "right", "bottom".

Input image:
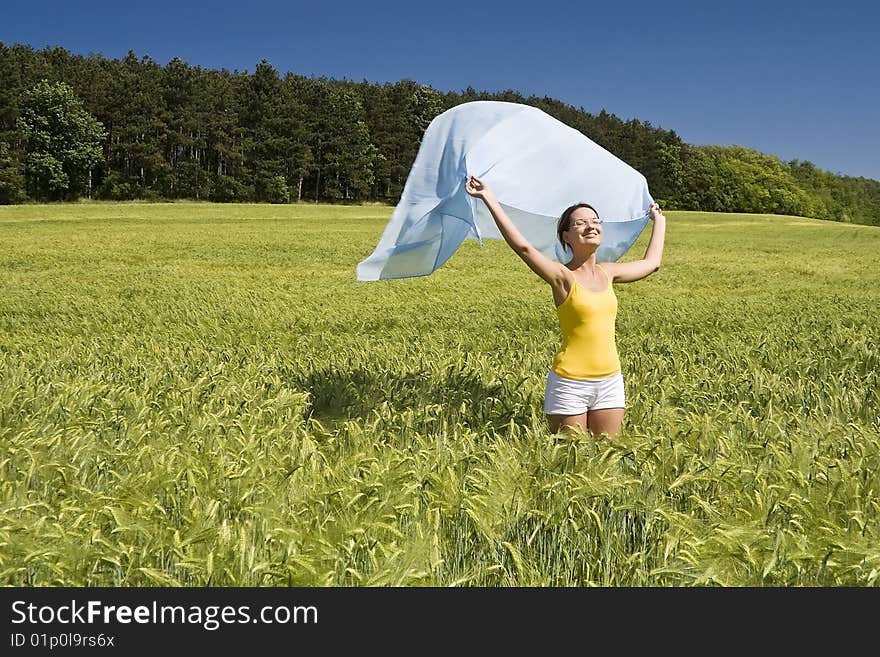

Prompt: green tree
[
  {"left": 301, "top": 79, "right": 375, "bottom": 202},
  {"left": 357, "top": 79, "right": 440, "bottom": 201},
  {"left": 410, "top": 83, "right": 443, "bottom": 135},
  {"left": 236, "top": 61, "right": 312, "bottom": 202},
  {"left": 16, "top": 79, "right": 105, "bottom": 200},
  {"left": 162, "top": 56, "right": 199, "bottom": 198},
  {"left": 0, "top": 140, "right": 26, "bottom": 203},
  {"left": 99, "top": 52, "right": 169, "bottom": 199}
]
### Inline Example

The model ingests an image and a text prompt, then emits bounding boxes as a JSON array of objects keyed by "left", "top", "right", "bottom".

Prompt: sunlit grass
[{"left": 1, "top": 202, "right": 878, "bottom": 586}]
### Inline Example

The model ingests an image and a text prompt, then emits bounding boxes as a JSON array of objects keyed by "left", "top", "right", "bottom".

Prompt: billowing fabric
[{"left": 357, "top": 100, "right": 653, "bottom": 281}]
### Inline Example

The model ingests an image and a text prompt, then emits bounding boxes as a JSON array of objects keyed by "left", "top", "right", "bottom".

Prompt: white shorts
[{"left": 543, "top": 370, "right": 626, "bottom": 415}]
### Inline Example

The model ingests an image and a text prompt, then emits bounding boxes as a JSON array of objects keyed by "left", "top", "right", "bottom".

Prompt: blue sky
[{"left": 3, "top": 1, "right": 879, "bottom": 180}]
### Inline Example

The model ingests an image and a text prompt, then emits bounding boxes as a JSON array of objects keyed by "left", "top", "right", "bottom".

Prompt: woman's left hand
[{"left": 649, "top": 202, "right": 665, "bottom": 221}]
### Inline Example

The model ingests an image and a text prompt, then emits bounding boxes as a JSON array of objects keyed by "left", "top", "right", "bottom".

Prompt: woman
[{"left": 464, "top": 175, "right": 666, "bottom": 437}]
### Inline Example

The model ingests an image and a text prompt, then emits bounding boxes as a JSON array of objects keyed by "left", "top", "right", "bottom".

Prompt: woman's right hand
[{"left": 465, "top": 175, "right": 493, "bottom": 201}]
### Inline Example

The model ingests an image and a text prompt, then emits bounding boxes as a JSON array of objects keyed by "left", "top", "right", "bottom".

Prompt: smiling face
[{"left": 564, "top": 206, "right": 603, "bottom": 249}]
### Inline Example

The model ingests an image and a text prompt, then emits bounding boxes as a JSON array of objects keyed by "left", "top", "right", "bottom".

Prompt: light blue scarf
[{"left": 357, "top": 101, "right": 653, "bottom": 281}]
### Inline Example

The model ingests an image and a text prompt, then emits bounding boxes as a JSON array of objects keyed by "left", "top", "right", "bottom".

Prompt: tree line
[{"left": 1, "top": 42, "right": 878, "bottom": 226}]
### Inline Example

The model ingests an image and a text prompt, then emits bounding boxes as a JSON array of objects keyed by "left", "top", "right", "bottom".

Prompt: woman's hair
[{"left": 557, "top": 203, "right": 600, "bottom": 247}]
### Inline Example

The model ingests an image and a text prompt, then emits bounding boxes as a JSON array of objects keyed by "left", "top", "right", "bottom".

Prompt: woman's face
[{"left": 565, "top": 207, "right": 603, "bottom": 247}]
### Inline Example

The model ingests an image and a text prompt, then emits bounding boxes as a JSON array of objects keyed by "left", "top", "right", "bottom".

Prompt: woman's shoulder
[
  {"left": 596, "top": 262, "right": 617, "bottom": 282},
  {"left": 549, "top": 263, "right": 575, "bottom": 307},
  {"left": 557, "top": 263, "right": 578, "bottom": 287}
]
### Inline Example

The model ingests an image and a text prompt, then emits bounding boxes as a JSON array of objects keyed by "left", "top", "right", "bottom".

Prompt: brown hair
[{"left": 557, "top": 203, "right": 600, "bottom": 248}]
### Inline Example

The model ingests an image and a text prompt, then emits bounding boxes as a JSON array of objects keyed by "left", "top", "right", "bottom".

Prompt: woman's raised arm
[
  {"left": 602, "top": 202, "right": 666, "bottom": 283},
  {"left": 465, "top": 175, "right": 568, "bottom": 290}
]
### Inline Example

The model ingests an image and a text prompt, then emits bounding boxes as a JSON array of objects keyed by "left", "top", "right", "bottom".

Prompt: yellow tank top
[{"left": 552, "top": 265, "right": 621, "bottom": 380}]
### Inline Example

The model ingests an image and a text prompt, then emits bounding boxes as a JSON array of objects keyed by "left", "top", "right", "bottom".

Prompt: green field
[{"left": 1, "top": 202, "right": 878, "bottom": 586}]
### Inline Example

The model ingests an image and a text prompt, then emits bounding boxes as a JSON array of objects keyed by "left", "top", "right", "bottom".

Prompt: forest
[{"left": 1, "top": 43, "right": 878, "bottom": 226}]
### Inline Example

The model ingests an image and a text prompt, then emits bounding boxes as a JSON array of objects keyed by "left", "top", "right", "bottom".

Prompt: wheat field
[{"left": 1, "top": 202, "right": 878, "bottom": 586}]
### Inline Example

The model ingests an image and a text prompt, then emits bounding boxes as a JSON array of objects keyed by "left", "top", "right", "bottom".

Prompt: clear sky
[{"left": 3, "top": 0, "right": 878, "bottom": 180}]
